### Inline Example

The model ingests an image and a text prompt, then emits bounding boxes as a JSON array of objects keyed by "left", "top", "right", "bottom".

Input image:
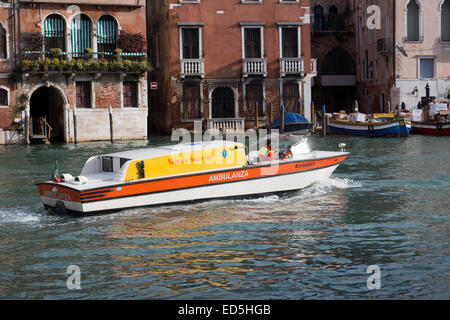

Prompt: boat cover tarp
[{"left": 273, "top": 113, "right": 309, "bottom": 126}]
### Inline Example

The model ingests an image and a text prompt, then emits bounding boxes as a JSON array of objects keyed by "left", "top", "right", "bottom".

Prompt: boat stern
[{"left": 37, "top": 182, "right": 83, "bottom": 214}]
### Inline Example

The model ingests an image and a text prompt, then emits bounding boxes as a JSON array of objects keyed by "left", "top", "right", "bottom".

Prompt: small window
[
  {"left": 120, "top": 158, "right": 130, "bottom": 168},
  {"left": 244, "top": 28, "right": 261, "bottom": 58},
  {"left": 76, "top": 81, "right": 92, "bottom": 108},
  {"left": 420, "top": 58, "right": 434, "bottom": 78},
  {"left": 0, "top": 24, "right": 7, "bottom": 59},
  {"left": 442, "top": 0, "right": 450, "bottom": 41},
  {"left": 123, "top": 81, "right": 138, "bottom": 108},
  {"left": 102, "top": 156, "right": 113, "bottom": 172},
  {"left": 406, "top": 0, "right": 420, "bottom": 41},
  {"left": 281, "top": 28, "right": 298, "bottom": 58},
  {"left": 182, "top": 28, "right": 200, "bottom": 59},
  {"left": 0, "top": 88, "right": 8, "bottom": 106}
]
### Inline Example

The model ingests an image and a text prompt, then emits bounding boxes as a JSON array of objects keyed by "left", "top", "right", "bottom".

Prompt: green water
[{"left": 0, "top": 135, "right": 449, "bottom": 299}]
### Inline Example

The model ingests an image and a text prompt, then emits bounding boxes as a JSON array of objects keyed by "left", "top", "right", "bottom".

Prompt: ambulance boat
[{"left": 36, "top": 137, "right": 349, "bottom": 214}]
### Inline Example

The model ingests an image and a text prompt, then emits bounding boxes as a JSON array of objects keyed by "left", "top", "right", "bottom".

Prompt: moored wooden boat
[
  {"left": 411, "top": 121, "right": 450, "bottom": 136},
  {"left": 328, "top": 117, "right": 410, "bottom": 137}
]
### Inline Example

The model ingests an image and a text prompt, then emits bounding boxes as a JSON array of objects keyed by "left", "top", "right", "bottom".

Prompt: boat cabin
[{"left": 75, "top": 141, "right": 247, "bottom": 183}]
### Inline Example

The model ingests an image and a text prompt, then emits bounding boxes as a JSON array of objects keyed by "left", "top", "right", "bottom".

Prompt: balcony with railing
[
  {"left": 207, "top": 118, "right": 245, "bottom": 133},
  {"left": 181, "top": 59, "right": 205, "bottom": 78},
  {"left": 280, "top": 58, "right": 304, "bottom": 77},
  {"left": 18, "top": 51, "right": 149, "bottom": 76},
  {"left": 243, "top": 58, "right": 267, "bottom": 77}
]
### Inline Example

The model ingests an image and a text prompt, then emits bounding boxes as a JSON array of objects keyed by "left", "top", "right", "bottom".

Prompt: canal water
[{"left": 0, "top": 135, "right": 448, "bottom": 299}]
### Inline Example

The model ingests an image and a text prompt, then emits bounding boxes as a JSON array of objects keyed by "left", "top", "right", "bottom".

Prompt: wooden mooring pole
[
  {"left": 73, "top": 106, "right": 78, "bottom": 144},
  {"left": 255, "top": 101, "right": 259, "bottom": 130},
  {"left": 281, "top": 105, "right": 285, "bottom": 134},
  {"left": 268, "top": 102, "right": 273, "bottom": 132},
  {"left": 322, "top": 105, "right": 327, "bottom": 137},
  {"left": 109, "top": 105, "right": 114, "bottom": 143}
]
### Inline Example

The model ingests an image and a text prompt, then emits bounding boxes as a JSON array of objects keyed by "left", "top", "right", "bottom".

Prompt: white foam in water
[
  {"left": 287, "top": 177, "right": 361, "bottom": 201},
  {"left": 0, "top": 207, "right": 41, "bottom": 224}
]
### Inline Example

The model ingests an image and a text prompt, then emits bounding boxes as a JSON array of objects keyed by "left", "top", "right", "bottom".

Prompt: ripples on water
[{"left": 0, "top": 135, "right": 448, "bottom": 299}]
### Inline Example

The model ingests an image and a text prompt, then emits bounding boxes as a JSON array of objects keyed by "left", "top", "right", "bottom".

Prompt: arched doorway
[
  {"left": 29, "top": 86, "right": 65, "bottom": 142},
  {"left": 319, "top": 46, "right": 356, "bottom": 113},
  {"left": 211, "top": 87, "right": 235, "bottom": 118}
]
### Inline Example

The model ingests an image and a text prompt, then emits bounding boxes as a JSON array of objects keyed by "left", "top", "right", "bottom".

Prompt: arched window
[
  {"left": 44, "top": 14, "right": 66, "bottom": 52},
  {"left": 71, "top": 14, "right": 92, "bottom": 57},
  {"left": 328, "top": 5, "right": 342, "bottom": 31},
  {"left": 442, "top": 0, "right": 450, "bottom": 41},
  {"left": 314, "top": 6, "right": 324, "bottom": 32},
  {"left": 0, "top": 88, "right": 8, "bottom": 106},
  {"left": 0, "top": 24, "right": 7, "bottom": 59},
  {"left": 329, "top": 5, "right": 339, "bottom": 14},
  {"left": 406, "top": 0, "right": 420, "bottom": 41},
  {"left": 97, "top": 15, "right": 118, "bottom": 56}
]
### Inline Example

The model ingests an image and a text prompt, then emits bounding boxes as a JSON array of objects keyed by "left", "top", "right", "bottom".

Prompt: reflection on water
[{"left": 0, "top": 135, "right": 449, "bottom": 299}]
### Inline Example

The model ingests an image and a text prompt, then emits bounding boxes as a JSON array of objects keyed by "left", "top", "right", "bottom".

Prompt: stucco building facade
[{"left": 392, "top": 0, "right": 450, "bottom": 109}]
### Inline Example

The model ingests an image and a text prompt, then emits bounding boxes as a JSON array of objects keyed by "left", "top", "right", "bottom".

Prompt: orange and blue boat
[{"left": 328, "top": 114, "right": 410, "bottom": 137}]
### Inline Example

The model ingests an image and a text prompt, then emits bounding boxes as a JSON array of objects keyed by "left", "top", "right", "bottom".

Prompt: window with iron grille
[
  {"left": 182, "top": 83, "right": 202, "bottom": 120},
  {"left": 123, "top": 81, "right": 138, "bottom": 108},
  {"left": 244, "top": 28, "right": 261, "bottom": 59},
  {"left": 282, "top": 28, "right": 298, "bottom": 58},
  {"left": 282, "top": 83, "right": 299, "bottom": 113},
  {"left": 44, "top": 14, "right": 66, "bottom": 52},
  {"left": 76, "top": 81, "right": 91, "bottom": 108},
  {"left": 246, "top": 83, "right": 264, "bottom": 117},
  {"left": 182, "top": 28, "right": 200, "bottom": 59},
  {"left": 0, "top": 89, "right": 8, "bottom": 106},
  {"left": 0, "top": 25, "right": 6, "bottom": 59}
]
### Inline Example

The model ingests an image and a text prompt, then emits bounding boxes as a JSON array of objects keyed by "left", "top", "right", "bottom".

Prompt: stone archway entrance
[
  {"left": 29, "top": 86, "right": 65, "bottom": 142},
  {"left": 211, "top": 87, "right": 235, "bottom": 118}
]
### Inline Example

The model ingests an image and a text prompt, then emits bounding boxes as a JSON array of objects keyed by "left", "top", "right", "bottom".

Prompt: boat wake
[
  {"left": 124, "top": 176, "right": 362, "bottom": 215},
  {"left": 0, "top": 205, "right": 43, "bottom": 224}
]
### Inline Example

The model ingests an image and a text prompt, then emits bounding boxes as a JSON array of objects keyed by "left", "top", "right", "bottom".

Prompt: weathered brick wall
[{"left": 95, "top": 78, "right": 121, "bottom": 109}]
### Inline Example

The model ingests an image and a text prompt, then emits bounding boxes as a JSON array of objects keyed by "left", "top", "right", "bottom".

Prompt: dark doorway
[
  {"left": 318, "top": 47, "right": 356, "bottom": 113},
  {"left": 212, "top": 87, "right": 235, "bottom": 118},
  {"left": 30, "top": 86, "right": 65, "bottom": 142}
]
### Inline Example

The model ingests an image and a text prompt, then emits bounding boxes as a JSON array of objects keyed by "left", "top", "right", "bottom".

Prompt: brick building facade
[
  {"left": 147, "top": 0, "right": 315, "bottom": 134},
  {"left": 1, "top": 0, "right": 149, "bottom": 144}
]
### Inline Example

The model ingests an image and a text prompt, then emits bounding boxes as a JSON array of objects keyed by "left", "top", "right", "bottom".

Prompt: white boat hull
[{"left": 40, "top": 164, "right": 340, "bottom": 213}]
